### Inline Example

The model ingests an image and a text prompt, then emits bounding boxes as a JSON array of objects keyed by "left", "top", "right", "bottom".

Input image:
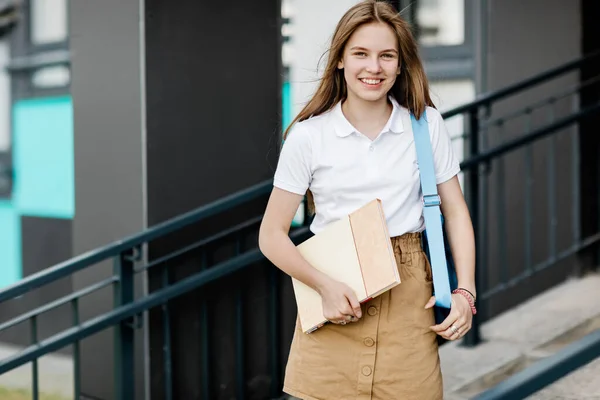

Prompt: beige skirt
[{"left": 283, "top": 232, "right": 443, "bottom": 400}]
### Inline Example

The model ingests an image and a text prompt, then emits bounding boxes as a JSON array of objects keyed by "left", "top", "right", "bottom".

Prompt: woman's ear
[{"left": 338, "top": 59, "right": 344, "bottom": 69}]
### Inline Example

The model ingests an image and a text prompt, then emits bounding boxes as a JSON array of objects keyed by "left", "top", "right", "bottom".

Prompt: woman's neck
[{"left": 341, "top": 96, "right": 393, "bottom": 140}]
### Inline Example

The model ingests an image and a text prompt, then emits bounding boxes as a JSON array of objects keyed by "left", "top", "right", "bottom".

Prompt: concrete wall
[{"left": 70, "top": 0, "right": 146, "bottom": 398}]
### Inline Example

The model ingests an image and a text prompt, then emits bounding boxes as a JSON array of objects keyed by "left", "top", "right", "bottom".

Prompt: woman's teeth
[{"left": 361, "top": 78, "right": 382, "bottom": 85}]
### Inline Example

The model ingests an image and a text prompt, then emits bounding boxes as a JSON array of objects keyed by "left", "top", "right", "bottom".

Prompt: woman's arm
[
  {"left": 438, "top": 176, "right": 476, "bottom": 297},
  {"left": 259, "top": 187, "right": 362, "bottom": 322},
  {"left": 259, "top": 188, "right": 330, "bottom": 293},
  {"left": 427, "top": 175, "right": 476, "bottom": 340}
]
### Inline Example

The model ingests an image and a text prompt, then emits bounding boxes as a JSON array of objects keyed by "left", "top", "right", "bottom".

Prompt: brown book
[{"left": 292, "top": 199, "right": 400, "bottom": 333}]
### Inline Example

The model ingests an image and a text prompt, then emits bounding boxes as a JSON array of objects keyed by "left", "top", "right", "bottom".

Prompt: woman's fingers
[
  {"left": 424, "top": 295, "right": 436, "bottom": 309},
  {"left": 431, "top": 310, "right": 469, "bottom": 339},
  {"left": 443, "top": 323, "right": 462, "bottom": 339},
  {"left": 440, "top": 321, "right": 472, "bottom": 340},
  {"left": 430, "top": 312, "right": 458, "bottom": 333},
  {"left": 344, "top": 289, "right": 362, "bottom": 318},
  {"left": 327, "top": 306, "right": 360, "bottom": 325},
  {"left": 458, "top": 324, "right": 472, "bottom": 338}
]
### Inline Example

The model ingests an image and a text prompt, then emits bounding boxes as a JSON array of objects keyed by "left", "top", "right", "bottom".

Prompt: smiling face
[{"left": 337, "top": 22, "right": 400, "bottom": 106}]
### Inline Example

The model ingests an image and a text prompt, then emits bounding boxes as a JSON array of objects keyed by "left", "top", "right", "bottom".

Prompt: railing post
[
  {"left": 114, "top": 248, "right": 137, "bottom": 400},
  {"left": 463, "top": 108, "right": 483, "bottom": 347}
]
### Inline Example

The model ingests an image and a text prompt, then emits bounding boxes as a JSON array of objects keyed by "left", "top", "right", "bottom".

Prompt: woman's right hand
[{"left": 318, "top": 277, "right": 362, "bottom": 324}]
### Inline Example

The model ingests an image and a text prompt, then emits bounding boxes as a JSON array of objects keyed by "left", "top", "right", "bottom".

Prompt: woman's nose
[
  {"left": 366, "top": 57, "right": 382, "bottom": 73},
  {"left": 367, "top": 58, "right": 381, "bottom": 74}
]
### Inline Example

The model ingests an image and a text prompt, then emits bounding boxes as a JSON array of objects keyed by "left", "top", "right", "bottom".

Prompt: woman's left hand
[{"left": 425, "top": 293, "right": 473, "bottom": 341}]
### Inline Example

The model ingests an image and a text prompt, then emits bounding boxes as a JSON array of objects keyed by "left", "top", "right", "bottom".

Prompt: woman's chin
[{"left": 355, "top": 92, "right": 389, "bottom": 103}]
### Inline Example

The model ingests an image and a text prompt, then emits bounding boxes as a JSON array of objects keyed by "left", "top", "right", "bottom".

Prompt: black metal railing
[
  {"left": 441, "top": 50, "right": 600, "bottom": 346},
  {"left": 0, "top": 180, "right": 288, "bottom": 400},
  {"left": 0, "top": 51, "right": 597, "bottom": 399}
]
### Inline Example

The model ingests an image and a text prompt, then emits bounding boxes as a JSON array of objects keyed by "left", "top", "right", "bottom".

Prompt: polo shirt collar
[{"left": 332, "top": 96, "right": 404, "bottom": 138}]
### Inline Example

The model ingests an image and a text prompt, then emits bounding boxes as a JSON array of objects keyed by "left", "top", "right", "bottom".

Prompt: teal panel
[
  {"left": 0, "top": 201, "right": 22, "bottom": 287},
  {"left": 282, "top": 81, "right": 305, "bottom": 227},
  {"left": 282, "top": 81, "right": 292, "bottom": 131},
  {"left": 13, "top": 96, "right": 74, "bottom": 219}
]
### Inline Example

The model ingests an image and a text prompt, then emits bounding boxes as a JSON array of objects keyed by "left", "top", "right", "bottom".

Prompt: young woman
[{"left": 259, "top": 1, "right": 476, "bottom": 399}]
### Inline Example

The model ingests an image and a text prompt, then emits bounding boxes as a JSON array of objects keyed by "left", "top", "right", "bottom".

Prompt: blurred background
[{"left": 0, "top": 1, "right": 598, "bottom": 399}]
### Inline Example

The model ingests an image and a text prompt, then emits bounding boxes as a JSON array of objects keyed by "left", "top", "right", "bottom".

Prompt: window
[
  {"left": 415, "top": 0, "right": 465, "bottom": 47},
  {"left": 30, "top": 0, "right": 68, "bottom": 45},
  {"left": 397, "top": 0, "right": 473, "bottom": 80}
]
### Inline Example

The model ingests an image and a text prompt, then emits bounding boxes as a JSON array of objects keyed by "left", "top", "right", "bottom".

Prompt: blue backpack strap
[{"left": 410, "top": 110, "right": 452, "bottom": 309}]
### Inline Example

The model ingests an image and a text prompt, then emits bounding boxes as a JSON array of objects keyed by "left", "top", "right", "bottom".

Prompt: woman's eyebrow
[{"left": 349, "top": 46, "right": 398, "bottom": 54}]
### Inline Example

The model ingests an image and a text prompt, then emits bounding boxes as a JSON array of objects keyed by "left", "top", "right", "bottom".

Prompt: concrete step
[{"left": 442, "top": 272, "right": 600, "bottom": 399}]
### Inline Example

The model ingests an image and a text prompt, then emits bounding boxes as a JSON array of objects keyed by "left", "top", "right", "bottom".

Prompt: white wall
[
  {"left": 430, "top": 79, "right": 475, "bottom": 161},
  {"left": 287, "top": 0, "right": 362, "bottom": 117},
  {"left": 0, "top": 40, "right": 9, "bottom": 152}
]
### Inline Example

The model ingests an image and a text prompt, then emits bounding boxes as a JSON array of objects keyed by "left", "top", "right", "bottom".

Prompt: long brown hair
[{"left": 285, "top": 0, "right": 435, "bottom": 214}]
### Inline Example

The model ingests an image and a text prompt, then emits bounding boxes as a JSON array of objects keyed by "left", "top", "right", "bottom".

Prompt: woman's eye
[
  {"left": 381, "top": 53, "right": 394, "bottom": 59},
  {"left": 354, "top": 52, "right": 367, "bottom": 57}
]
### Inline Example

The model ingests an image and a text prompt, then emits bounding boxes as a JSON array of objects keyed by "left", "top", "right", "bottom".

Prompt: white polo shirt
[{"left": 273, "top": 97, "right": 461, "bottom": 237}]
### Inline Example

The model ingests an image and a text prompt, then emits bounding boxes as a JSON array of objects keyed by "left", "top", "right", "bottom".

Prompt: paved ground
[
  {"left": 0, "top": 344, "right": 72, "bottom": 398},
  {"left": 0, "top": 273, "right": 598, "bottom": 399},
  {"left": 527, "top": 356, "right": 600, "bottom": 400},
  {"left": 442, "top": 272, "right": 600, "bottom": 399}
]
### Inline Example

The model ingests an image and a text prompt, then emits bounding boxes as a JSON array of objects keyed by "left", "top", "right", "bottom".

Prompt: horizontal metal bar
[
  {"left": 482, "top": 232, "right": 600, "bottom": 300},
  {"left": 0, "top": 276, "right": 118, "bottom": 332},
  {"left": 0, "top": 180, "right": 273, "bottom": 303},
  {"left": 136, "top": 215, "right": 263, "bottom": 273},
  {"left": 461, "top": 102, "right": 600, "bottom": 171},
  {"left": 479, "top": 74, "right": 600, "bottom": 130},
  {"left": 473, "top": 328, "right": 600, "bottom": 400},
  {"left": 451, "top": 133, "right": 469, "bottom": 143},
  {"left": 442, "top": 50, "right": 600, "bottom": 119},
  {"left": 0, "top": 227, "right": 312, "bottom": 375},
  {"left": 5, "top": 50, "right": 71, "bottom": 73}
]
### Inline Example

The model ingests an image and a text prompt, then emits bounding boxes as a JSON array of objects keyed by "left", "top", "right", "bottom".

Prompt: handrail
[
  {"left": 0, "top": 227, "right": 310, "bottom": 375},
  {"left": 0, "top": 276, "right": 117, "bottom": 332},
  {"left": 0, "top": 179, "right": 273, "bottom": 303},
  {"left": 459, "top": 101, "right": 600, "bottom": 170},
  {"left": 442, "top": 50, "right": 600, "bottom": 118}
]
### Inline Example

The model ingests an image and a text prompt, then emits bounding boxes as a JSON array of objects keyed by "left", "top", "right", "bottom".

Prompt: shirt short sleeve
[
  {"left": 273, "top": 123, "right": 312, "bottom": 195},
  {"left": 427, "top": 107, "right": 461, "bottom": 184}
]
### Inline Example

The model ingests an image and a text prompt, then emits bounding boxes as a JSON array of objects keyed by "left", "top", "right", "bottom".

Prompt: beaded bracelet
[
  {"left": 457, "top": 287, "right": 476, "bottom": 302},
  {"left": 452, "top": 288, "right": 477, "bottom": 315}
]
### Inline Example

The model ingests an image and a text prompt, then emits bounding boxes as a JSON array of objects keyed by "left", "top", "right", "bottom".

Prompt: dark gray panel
[
  {"left": 145, "top": 0, "right": 281, "bottom": 226},
  {"left": 21, "top": 216, "right": 71, "bottom": 277},
  {"left": 0, "top": 217, "right": 72, "bottom": 352},
  {"left": 144, "top": 0, "right": 281, "bottom": 398}
]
